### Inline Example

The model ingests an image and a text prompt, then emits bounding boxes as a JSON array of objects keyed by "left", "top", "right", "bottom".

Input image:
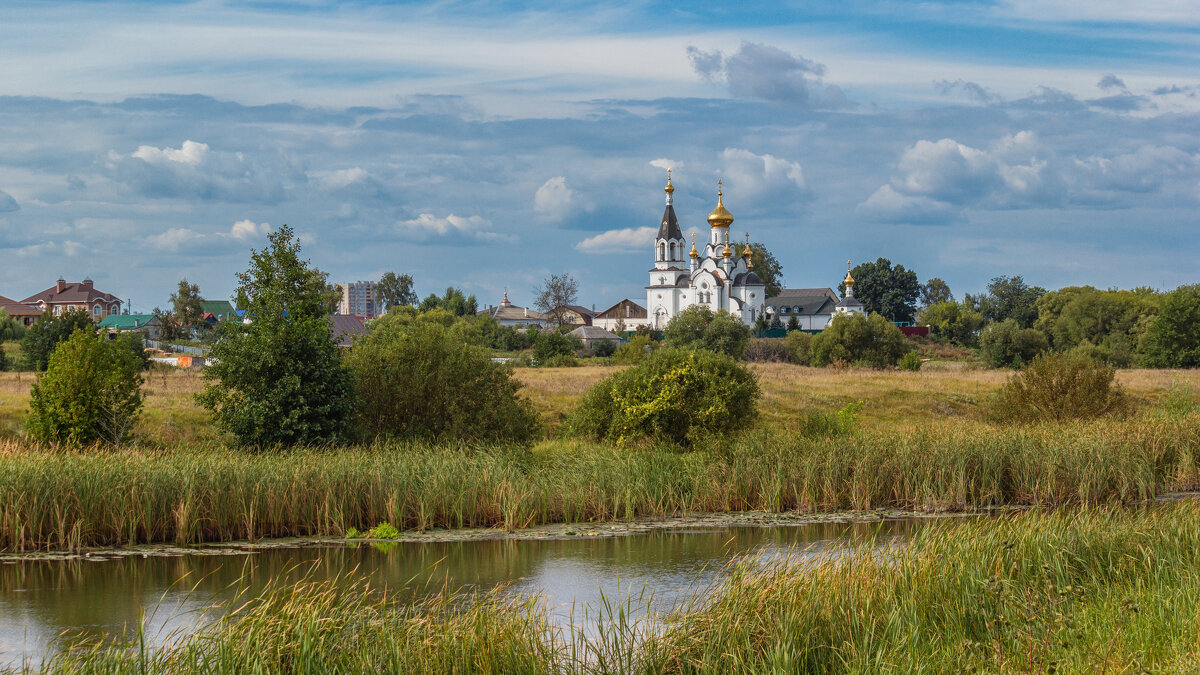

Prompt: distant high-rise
[{"left": 337, "top": 281, "right": 378, "bottom": 318}]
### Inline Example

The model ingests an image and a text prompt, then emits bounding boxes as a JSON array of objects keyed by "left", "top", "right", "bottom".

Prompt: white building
[
  {"left": 337, "top": 281, "right": 379, "bottom": 318},
  {"left": 833, "top": 262, "right": 865, "bottom": 317},
  {"left": 477, "top": 292, "right": 552, "bottom": 328},
  {"left": 645, "top": 173, "right": 766, "bottom": 329}
]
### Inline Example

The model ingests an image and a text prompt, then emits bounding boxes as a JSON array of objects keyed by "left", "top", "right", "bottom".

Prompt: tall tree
[
  {"left": 170, "top": 279, "right": 204, "bottom": 331},
  {"left": 920, "top": 278, "right": 953, "bottom": 306},
  {"left": 748, "top": 242, "right": 784, "bottom": 298},
  {"left": 532, "top": 273, "right": 580, "bottom": 327},
  {"left": 199, "top": 225, "right": 355, "bottom": 447},
  {"left": 377, "top": 272, "right": 417, "bottom": 311},
  {"left": 837, "top": 257, "right": 920, "bottom": 323},
  {"left": 419, "top": 287, "right": 478, "bottom": 316},
  {"left": 21, "top": 309, "right": 94, "bottom": 371},
  {"left": 978, "top": 275, "right": 1046, "bottom": 329},
  {"left": 1141, "top": 284, "right": 1200, "bottom": 368}
]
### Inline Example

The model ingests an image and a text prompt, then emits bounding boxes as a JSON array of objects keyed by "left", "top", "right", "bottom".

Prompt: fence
[{"left": 145, "top": 339, "right": 209, "bottom": 356}]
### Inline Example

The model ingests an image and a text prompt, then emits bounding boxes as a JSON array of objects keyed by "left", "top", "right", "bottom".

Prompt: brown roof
[
  {"left": 22, "top": 282, "right": 120, "bottom": 306},
  {"left": 0, "top": 294, "right": 42, "bottom": 317},
  {"left": 328, "top": 314, "right": 367, "bottom": 348},
  {"left": 596, "top": 299, "right": 647, "bottom": 320}
]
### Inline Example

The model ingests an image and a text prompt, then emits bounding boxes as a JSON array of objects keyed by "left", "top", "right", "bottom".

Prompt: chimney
[
  {"left": 524, "top": 307, "right": 528, "bottom": 318},
  {"left": 56, "top": 278, "right": 66, "bottom": 294},
  {"left": 81, "top": 278, "right": 93, "bottom": 290}
]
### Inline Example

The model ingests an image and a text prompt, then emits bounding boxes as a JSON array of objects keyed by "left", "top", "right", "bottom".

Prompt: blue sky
[{"left": 0, "top": 0, "right": 1197, "bottom": 311}]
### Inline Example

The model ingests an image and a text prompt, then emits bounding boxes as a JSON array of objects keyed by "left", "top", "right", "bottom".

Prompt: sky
[{"left": 0, "top": 0, "right": 1197, "bottom": 312}]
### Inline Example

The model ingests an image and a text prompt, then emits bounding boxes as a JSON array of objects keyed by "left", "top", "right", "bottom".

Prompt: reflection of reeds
[
  {"left": 1, "top": 412, "right": 1197, "bottom": 552},
  {"left": 28, "top": 502, "right": 1200, "bottom": 673}
]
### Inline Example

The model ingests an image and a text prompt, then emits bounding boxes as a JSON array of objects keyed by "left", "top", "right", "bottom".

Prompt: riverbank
[
  {"left": 2, "top": 412, "right": 1197, "bottom": 553},
  {"left": 25, "top": 501, "right": 1200, "bottom": 674}
]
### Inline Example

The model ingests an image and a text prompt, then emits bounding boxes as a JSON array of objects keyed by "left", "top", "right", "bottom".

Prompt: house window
[
  {"left": 793, "top": 306, "right": 801, "bottom": 313},
  {"left": 93, "top": 304, "right": 102, "bottom": 317},
  {"left": 780, "top": 306, "right": 790, "bottom": 314},
  {"left": 54, "top": 305, "right": 62, "bottom": 316}
]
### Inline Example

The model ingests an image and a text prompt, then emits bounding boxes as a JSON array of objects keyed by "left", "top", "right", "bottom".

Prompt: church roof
[
  {"left": 836, "top": 296, "right": 864, "bottom": 308},
  {"left": 732, "top": 271, "right": 764, "bottom": 286},
  {"left": 766, "top": 289, "right": 839, "bottom": 317},
  {"left": 657, "top": 203, "right": 683, "bottom": 241}
]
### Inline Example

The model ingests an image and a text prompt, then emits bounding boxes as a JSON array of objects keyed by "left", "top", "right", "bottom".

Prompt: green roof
[
  {"left": 200, "top": 300, "right": 237, "bottom": 319},
  {"left": 97, "top": 314, "right": 157, "bottom": 330}
]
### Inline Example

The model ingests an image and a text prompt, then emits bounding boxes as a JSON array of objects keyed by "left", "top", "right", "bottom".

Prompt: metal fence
[{"left": 145, "top": 339, "right": 209, "bottom": 356}]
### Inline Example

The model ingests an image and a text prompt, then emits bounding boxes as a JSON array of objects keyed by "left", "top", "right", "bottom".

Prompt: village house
[
  {"left": 591, "top": 299, "right": 648, "bottom": 332},
  {"left": 97, "top": 313, "right": 163, "bottom": 340},
  {"left": 22, "top": 278, "right": 121, "bottom": 321},
  {"left": 0, "top": 294, "right": 42, "bottom": 326},
  {"left": 477, "top": 292, "right": 551, "bottom": 328}
]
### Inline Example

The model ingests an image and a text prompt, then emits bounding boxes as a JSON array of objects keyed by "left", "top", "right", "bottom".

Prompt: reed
[
  {"left": 19, "top": 502, "right": 1200, "bottom": 674},
  {"left": 1, "top": 412, "right": 1197, "bottom": 552}
]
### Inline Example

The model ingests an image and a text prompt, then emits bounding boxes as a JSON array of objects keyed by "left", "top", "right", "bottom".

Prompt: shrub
[
  {"left": 662, "top": 306, "right": 752, "bottom": 358},
  {"left": 809, "top": 313, "right": 913, "bottom": 368},
  {"left": 987, "top": 352, "right": 1127, "bottom": 424},
  {"left": 564, "top": 347, "right": 759, "bottom": 447},
  {"left": 540, "top": 354, "right": 579, "bottom": 367},
  {"left": 743, "top": 338, "right": 790, "bottom": 363},
  {"left": 21, "top": 309, "right": 93, "bottom": 371},
  {"left": 532, "top": 331, "right": 579, "bottom": 362},
  {"left": 797, "top": 401, "right": 862, "bottom": 438},
  {"left": 784, "top": 331, "right": 813, "bottom": 365},
  {"left": 898, "top": 350, "right": 923, "bottom": 371},
  {"left": 0, "top": 309, "right": 25, "bottom": 342},
  {"left": 26, "top": 329, "right": 145, "bottom": 446},
  {"left": 346, "top": 318, "right": 540, "bottom": 444},
  {"left": 592, "top": 339, "right": 618, "bottom": 358},
  {"left": 978, "top": 319, "right": 1049, "bottom": 368},
  {"left": 613, "top": 334, "right": 658, "bottom": 365}
]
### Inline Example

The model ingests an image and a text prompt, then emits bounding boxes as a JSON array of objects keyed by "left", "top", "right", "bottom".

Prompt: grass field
[{"left": 28, "top": 502, "right": 1200, "bottom": 674}]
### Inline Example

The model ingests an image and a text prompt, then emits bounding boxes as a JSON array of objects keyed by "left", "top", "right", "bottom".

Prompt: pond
[{"left": 0, "top": 517, "right": 925, "bottom": 668}]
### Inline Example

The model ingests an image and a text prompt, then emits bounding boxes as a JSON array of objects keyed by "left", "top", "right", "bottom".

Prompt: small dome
[
  {"left": 707, "top": 181, "right": 734, "bottom": 228},
  {"left": 664, "top": 169, "right": 675, "bottom": 195}
]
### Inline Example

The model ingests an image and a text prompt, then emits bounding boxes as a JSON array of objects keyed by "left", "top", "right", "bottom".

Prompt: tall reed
[{"left": 1, "top": 413, "right": 1197, "bottom": 552}]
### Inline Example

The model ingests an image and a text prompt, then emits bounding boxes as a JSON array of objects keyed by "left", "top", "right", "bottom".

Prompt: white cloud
[
  {"left": 132, "top": 140, "right": 209, "bottom": 166},
  {"left": 718, "top": 148, "right": 806, "bottom": 204},
  {"left": 230, "top": 219, "right": 271, "bottom": 241},
  {"left": 316, "top": 167, "right": 368, "bottom": 189},
  {"left": 575, "top": 226, "right": 657, "bottom": 253},
  {"left": 0, "top": 189, "right": 19, "bottom": 213},
  {"left": 149, "top": 227, "right": 203, "bottom": 252},
  {"left": 649, "top": 158, "right": 679, "bottom": 172},
  {"left": 533, "top": 176, "right": 574, "bottom": 221},
  {"left": 856, "top": 185, "right": 964, "bottom": 225},
  {"left": 397, "top": 213, "right": 513, "bottom": 243}
]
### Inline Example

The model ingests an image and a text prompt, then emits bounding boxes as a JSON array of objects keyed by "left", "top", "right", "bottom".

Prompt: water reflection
[{"left": 0, "top": 519, "right": 919, "bottom": 666}]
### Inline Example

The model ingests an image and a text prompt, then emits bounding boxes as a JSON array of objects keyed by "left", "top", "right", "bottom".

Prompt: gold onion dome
[
  {"left": 707, "top": 180, "right": 734, "bottom": 228},
  {"left": 844, "top": 260, "right": 855, "bottom": 287},
  {"left": 742, "top": 234, "right": 753, "bottom": 259},
  {"left": 665, "top": 168, "right": 675, "bottom": 195},
  {"left": 689, "top": 233, "right": 699, "bottom": 259},
  {"left": 722, "top": 232, "right": 733, "bottom": 258}
]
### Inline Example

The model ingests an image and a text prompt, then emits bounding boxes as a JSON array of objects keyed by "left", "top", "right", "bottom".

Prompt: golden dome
[
  {"left": 707, "top": 180, "right": 734, "bottom": 228},
  {"left": 844, "top": 260, "right": 855, "bottom": 287},
  {"left": 742, "top": 234, "right": 753, "bottom": 259},
  {"left": 664, "top": 168, "right": 675, "bottom": 195},
  {"left": 722, "top": 231, "right": 733, "bottom": 258},
  {"left": 689, "top": 232, "right": 699, "bottom": 259}
]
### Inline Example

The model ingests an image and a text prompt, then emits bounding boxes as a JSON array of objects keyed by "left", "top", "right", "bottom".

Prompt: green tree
[
  {"left": 418, "top": 287, "right": 478, "bottom": 316},
  {"left": 346, "top": 318, "right": 539, "bottom": 443},
  {"left": 0, "top": 309, "right": 26, "bottom": 342},
  {"left": 532, "top": 273, "right": 580, "bottom": 327},
  {"left": 376, "top": 272, "right": 417, "bottom": 311},
  {"left": 21, "top": 310, "right": 94, "bottom": 371},
  {"left": 532, "top": 331, "right": 580, "bottom": 362},
  {"left": 978, "top": 319, "right": 1049, "bottom": 368},
  {"left": 662, "top": 305, "right": 752, "bottom": 358},
  {"left": 978, "top": 275, "right": 1045, "bottom": 328},
  {"left": 199, "top": 225, "right": 355, "bottom": 447},
  {"left": 748, "top": 242, "right": 784, "bottom": 298},
  {"left": 1034, "top": 286, "right": 1155, "bottom": 352},
  {"left": 920, "top": 278, "right": 953, "bottom": 306},
  {"left": 1141, "top": 285, "right": 1200, "bottom": 368},
  {"left": 26, "top": 329, "right": 145, "bottom": 446},
  {"left": 170, "top": 279, "right": 204, "bottom": 333},
  {"left": 838, "top": 258, "right": 920, "bottom": 323},
  {"left": 917, "top": 300, "right": 984, "bottom": 345},
  {"left": 786, "top": 315, "right": 800, "bottom": 331},
  {"left": 809, "top": 312, "right": 914, "bottom": 368}
]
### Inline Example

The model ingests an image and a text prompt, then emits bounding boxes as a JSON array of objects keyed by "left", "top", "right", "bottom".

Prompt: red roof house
[{"left": 22, "top": 278, "right": 121, "bottom": 321}]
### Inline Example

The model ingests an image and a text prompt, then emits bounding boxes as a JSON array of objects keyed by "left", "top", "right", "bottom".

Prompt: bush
[
  {"left": 21, "top": 309, "right": 93, "bottom": 371},
  {"left": 564, "top": 348, "right": 758, "bottom": 447},
  {"left": 346, "top": 318, "right": 540, "bottom": 444},
  {"left": 743, "top": 338, "right": 791, "bottom": 363},
  {"left": 540, "top": 354, "right": 579, "bottom": 367},
  {"left": 662, "top": 306, "right": 752, "bottom": 358},
  {"left": 987, "top": 352, "right": 1127, "bottom": 424},
  {"left": 0, "top": 309, "right": 25, "bottom": 342},
  {"left": 26, "top": 329, "right": 145, "bottom": 446},
  {"left": 797, "top": 401, "right": 862, "bottom": 438},
  {"left": 809, "top": 313, "right": 913, "bottom": 368},
  {"left": 898, "top": 350, "right": 923, "bottom": 371},
  {"left": 613, "top": 334, "right": 658, "bottom": 365},
  {"left": 532, "top": 331, "right": 579, "bottom": 362},
  {"left": 592, "top": 339, "right": 618, "bottom": 358},
  {"left": 978, "top": 319, "right": 1049, "bottom": 368},
  {"left": 784, "top": 331, "right": 813, "bottom": 365}
]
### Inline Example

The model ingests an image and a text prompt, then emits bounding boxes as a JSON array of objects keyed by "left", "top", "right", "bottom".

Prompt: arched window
[
  {"left": 668, "top": 242, "right": 675, "bottom": 259},
  {"left": 658, "top": 243, "right": 665, "bottom": 261}
]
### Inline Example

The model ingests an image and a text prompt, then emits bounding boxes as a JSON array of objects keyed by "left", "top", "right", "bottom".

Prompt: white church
[{"left": 644, "top": 171, "right": 864, "bottom": 330}]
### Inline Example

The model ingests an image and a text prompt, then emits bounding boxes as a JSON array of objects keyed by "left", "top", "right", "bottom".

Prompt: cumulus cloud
[
  {"left": 686, "top": 42, "right": 844, "bottom": 107},
  {"left": 934, "top": 79, "right": 999, "bottom": 104},
  {"left": 1073, "top": 145, "right": 1197, "bottom": 195},
  {"left": 107, "top": 140, "right": 287, "bottom": 204},
  {"left": 149, "top": 227, "right": 204, "bottom": 252},
  {"left": 575, "top": 226, "right": 658, "bottom": 253},
  {"left": 718, "top": 148, "right": 806, "bottom": 205},
  {"left": 396, "top": 213, "right": 513, "bottom": 243},
  {"left": 1098, "top": 74, "right": 1128, "bottom": 91},
  {"left": 132, "top": 140, "right": 209, "bottom": 165},
  {"left": 231, "top": 219, "right": 271, "bottom": 241},
  {"left": 650, "top": 158, "right": 679, "bottom": 172},
  {"left": 856, "top": 185, "right": 964, "bottom": 225},
  {"left": 0, "top": 189, "right": 19, "bottom": 213},
  {"left": 533, "top": 176, "right": 575, "bottom": 221},
  {"left": 317, "top": 167, "right": 368, "bottom": 189}
]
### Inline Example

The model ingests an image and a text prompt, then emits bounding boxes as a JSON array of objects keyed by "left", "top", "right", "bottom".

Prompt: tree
[
  {"left": 0, "top": 309, "right": 26, "bottom": 342},
  {"left": 978, "top": 319, "right": 1049, "bottom": 368},
  {"left": 809, "top": 312, "right": 914, "bottom": 368},
  {"left": 533, "top": 331, "right": 580, "bottom": 362},
  {"left": 837, "top": 258, "right": 920, "bottom": 323},
  {"left": 199, "top": 225, "right": 355, "bottom": 447},
  {"left": 376, "top": 272, "right": 417, "bottom": 311},
  {"left": 978, "top": 275, "right": 1045, "bottom": 328},
  {"left": 419, "top": 287, "right": 478, "bottom": 316},
  {"left": 917, "top": 300, "right": 984, "bottom": 345},
  {"left": 748, "top": 242, "right": 783, "bottom": 298},
  {"left": 322, "top": 283, "right": 342, "bottom": 314},
  {"left": 26, "top": 329, "right": 145, "bottom": 446},
  {"left": 920, "top": 278, "right": 953, "bottom": 307},
  {"left": 786, "top": 315, "right": 800, "bottom": 331},
  {"left": 532, "top": 273, "right": 580, "bottom": 327},
  {"left": 1141, "top": 285, "right": 1200, "bottom": 368},
  {"left": 170, "top": 279, "right": 204, "bottom": 333},
  {"left": 21, "top": 310, "right": 94, "bottom": 371},
  {"left": 662, "top": 306, "right": 752, "bottom": 358}
]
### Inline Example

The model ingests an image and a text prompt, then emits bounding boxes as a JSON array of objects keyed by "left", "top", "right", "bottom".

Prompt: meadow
[{"left": 24, "top": 502, "right": 1200, "bottom": 674}]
